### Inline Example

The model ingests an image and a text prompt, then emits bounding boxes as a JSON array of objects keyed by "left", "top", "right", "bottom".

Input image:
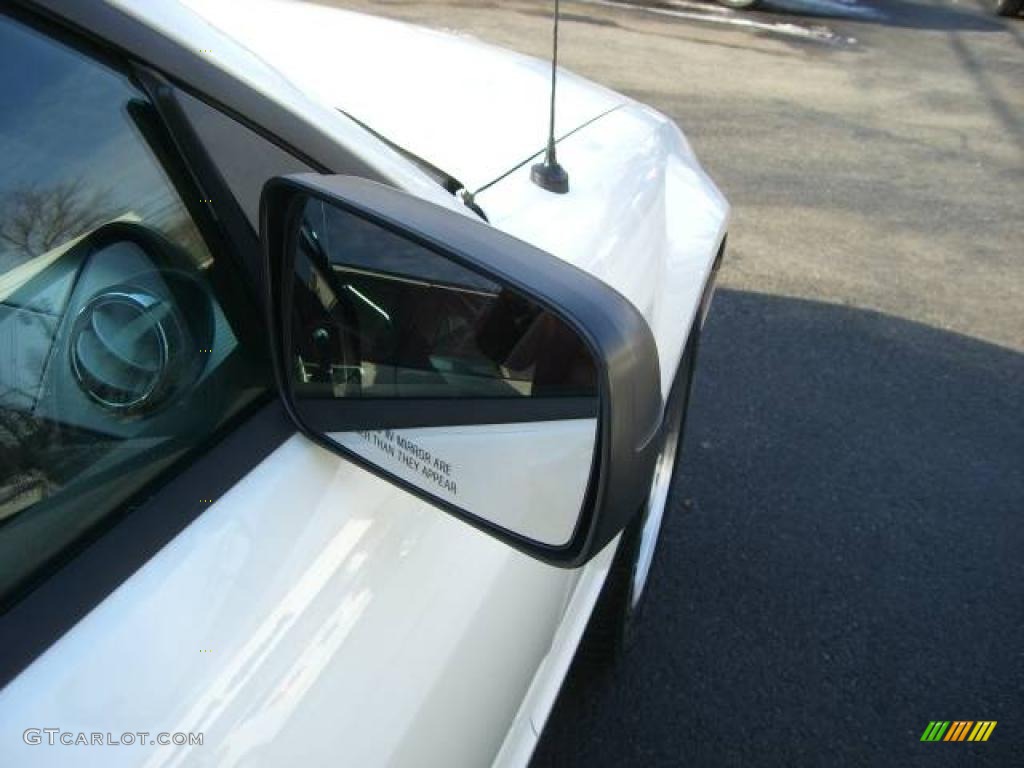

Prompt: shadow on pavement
[{"left": 532, "top": 288, "right": 1024, "bottom": 767}]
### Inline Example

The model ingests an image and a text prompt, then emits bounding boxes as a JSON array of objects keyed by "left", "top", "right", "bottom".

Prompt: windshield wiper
[{"left": 336, "top": 109, "right": 488, "bottom": 222}]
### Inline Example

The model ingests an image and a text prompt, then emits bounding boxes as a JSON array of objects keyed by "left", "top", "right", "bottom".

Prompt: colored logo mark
[{"left": 920, "top": 721, "right": 996, "bottom": 742}]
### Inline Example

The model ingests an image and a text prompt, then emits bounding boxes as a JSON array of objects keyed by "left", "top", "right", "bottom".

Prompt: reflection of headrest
[{"left": 475, "top": 290, "right": 537, "bottom": 362}]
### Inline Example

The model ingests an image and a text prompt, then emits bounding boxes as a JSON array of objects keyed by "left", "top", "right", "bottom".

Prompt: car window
[{"left": 0, "top": 15, "right": 268, "bottom": 606}]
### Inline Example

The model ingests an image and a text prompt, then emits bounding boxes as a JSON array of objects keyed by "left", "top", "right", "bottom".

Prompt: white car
[{"left": 0, "top": 1, "right": 728, "bottom": 766}]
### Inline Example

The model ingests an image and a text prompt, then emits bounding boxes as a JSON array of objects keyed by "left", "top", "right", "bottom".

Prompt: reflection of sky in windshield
[{"left": 0, "top": 17, "right": 207, "bottom": 270}]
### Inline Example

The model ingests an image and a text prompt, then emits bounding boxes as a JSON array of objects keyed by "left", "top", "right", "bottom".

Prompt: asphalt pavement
[
  {"left": 316, "top": 0, "right": 1023, "bottom": 763},
  {"left": 536, "top": 287, "right": 1023, "bottom": 766}
]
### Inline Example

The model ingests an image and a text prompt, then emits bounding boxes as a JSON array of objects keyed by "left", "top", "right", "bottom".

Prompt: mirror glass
[
  {"left": 282, "top": 196, "right": 600, "bottom": 546},
  {"left": 288, "top": 198, "right": 597, "bottom": 400}
]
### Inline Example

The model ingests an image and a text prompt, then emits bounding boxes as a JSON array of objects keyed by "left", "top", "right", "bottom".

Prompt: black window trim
[{"left": 132, "top": 65, "right": 267, "bottom": 296}]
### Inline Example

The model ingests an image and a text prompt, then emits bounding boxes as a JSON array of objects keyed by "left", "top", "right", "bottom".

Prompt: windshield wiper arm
[{"left": 335, "top": 109, "right": 488, "bottom": 222}]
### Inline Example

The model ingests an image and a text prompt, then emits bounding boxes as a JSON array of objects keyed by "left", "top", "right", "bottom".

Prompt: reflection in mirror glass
[{"left": 288, "top": 198, "right": 597, "bottom": 400}]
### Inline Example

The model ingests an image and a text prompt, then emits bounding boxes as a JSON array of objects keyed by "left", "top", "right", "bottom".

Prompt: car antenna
[{"left": 531, "top": 0, "right": 570, "bottom": 194}]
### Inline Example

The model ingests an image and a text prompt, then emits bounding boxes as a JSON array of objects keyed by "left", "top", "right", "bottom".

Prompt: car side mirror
[{"left": 260, "top": 174, "right": 661, "bottom": 567}]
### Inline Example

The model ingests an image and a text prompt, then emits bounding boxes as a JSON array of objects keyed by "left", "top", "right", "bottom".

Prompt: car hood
[{"left": 174, "top": 0, "right": 625, "bottom": 193}]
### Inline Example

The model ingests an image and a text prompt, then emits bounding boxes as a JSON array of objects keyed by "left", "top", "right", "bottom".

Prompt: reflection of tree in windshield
[
  {"left": 0, "top": 16, "right": 211, "bottom": 275},
  {"left": 0, "top": 179, "right": 114, "bottom": 270}
]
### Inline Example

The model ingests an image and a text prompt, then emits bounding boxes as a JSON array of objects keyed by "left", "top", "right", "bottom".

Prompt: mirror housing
[{"left": 261, "top": 174, "right": 662, "bottom": 567}]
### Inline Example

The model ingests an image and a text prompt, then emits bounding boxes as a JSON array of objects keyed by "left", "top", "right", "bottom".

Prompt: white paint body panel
[
  {"left": 0, "top": 2, "right": 729, "bottom": 767},
  {"left": 0, "top": 437, "right": 572, "bottom": 768}
]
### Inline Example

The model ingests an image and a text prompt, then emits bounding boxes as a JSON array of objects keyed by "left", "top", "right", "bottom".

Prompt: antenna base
[{"left": 531, "top": 160, "right": 569, "bottom": 194}]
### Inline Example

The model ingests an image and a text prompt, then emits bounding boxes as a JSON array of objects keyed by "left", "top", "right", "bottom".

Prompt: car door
[{"left": 0, "top": 10, "right": 577, "bottom": 767}]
